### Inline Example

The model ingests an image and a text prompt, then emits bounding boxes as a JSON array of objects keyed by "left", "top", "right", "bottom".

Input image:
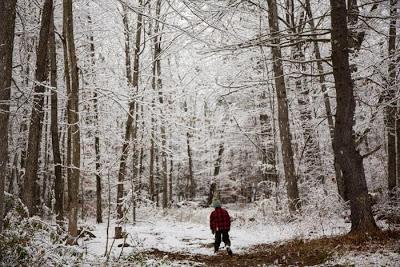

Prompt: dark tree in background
[
  {"left": 386, "top": 0, "right": 398, "bottom": 195},
  {"left": 330, "top": 0, "right": 378, "bottom": 233},
  {"left": 0, "top": 0, "right": 17, "bottom": 233},
  {"left": 63, "top": 0, "right": 81, "bottom": 240},
  {"left": 23, "top": 0, "right": 53, "bottom": 216},
  {"left": 49, "top": 9, "right": 64, "bottom": 224}
]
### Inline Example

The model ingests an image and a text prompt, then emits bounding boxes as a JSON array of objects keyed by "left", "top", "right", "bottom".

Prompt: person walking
[{"left": 210, "top": 198, "right": 233, "bottom": 255}]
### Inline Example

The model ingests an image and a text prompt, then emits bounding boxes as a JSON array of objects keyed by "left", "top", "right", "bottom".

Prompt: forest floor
[
  {"left": 144, "top": 230, "right": 400, "bottom": 266},
  {"left": 81, "top": 205, "right": 400, "bottom": 266}
]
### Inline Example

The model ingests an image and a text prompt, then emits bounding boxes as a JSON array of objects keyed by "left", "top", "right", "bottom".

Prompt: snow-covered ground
[
  {"left": 325, "top": 250, "right": 400, "bottom": 267},
  {"left": 81, "top": 205, "right": 350, "bottom": 262}
]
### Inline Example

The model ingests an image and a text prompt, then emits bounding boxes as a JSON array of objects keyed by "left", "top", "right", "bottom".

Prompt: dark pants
[{"left": 214, "top": 230, "right": 231, "bottom": 252}]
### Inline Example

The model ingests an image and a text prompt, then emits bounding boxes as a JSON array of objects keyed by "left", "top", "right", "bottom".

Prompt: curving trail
[{"left": 144, "top": 231, "right": 400, "bottom": 266}]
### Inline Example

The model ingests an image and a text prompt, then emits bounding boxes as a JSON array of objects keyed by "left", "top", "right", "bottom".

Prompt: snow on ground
[
  {"left": 325, "top": 250, "right": 400, "bottom": 267},
  {"left": 81, "top": 205, "right": 350, "bottom": 262}
]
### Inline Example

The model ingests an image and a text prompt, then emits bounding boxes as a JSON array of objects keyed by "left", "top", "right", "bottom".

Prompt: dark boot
[{"left": 226, "top": 246, "right": 233, "bottom": 256}]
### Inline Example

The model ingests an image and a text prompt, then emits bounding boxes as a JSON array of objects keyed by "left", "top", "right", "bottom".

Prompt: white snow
[
  {"left": 81, "top": 205, "right": 350, "bottom": 262},
  {"left": 325, "top": 250, "right": 400, "bottom": 267}
]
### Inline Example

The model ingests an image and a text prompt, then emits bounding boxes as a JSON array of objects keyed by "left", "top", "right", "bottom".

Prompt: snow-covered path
[
  {"left": 81, "top": 207, "right": 347, "bottom": 261},
  {"left": 85, "top": 220, "right": 289, "bottom": 257}
]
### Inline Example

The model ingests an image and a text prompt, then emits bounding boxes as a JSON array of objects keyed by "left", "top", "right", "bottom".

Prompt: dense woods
[{"left": 0, "top": 0, "right": 399, "bottom": 265}]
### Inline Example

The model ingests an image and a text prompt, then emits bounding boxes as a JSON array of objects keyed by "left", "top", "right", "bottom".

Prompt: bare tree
[
  {"left": 386, "top": 0, "right": 397, "bottom": 194},
  {"left": 266, "top": 0, "right": 299, "bottom": 212},
  {"left": 330, "top": 0, "right": 377, "bottom": 233},
  {"left": 23, "top": 0, "right": 53, "bottom": 216},
  {"left": 115, "top": 0, "right": 143, "bottom": 238},
  {"left": 49, "top": 10, "right": 63, "bottom": 224},
  {"left": 184, "top": 100, "right": 195, "bottom": 199},
  {"left": 0, "top": 0, "right": 17, "bottom": 233},
  {"left": 150, "top": 0, "right": 169, "bottom": 209},
  {"left": 304, "top": 0, "right": 345, "bottom": 200},
  {"left": 87, "top": 14, "right": 103, "bottom": 224},
  {"left": 63, "top": 0, "right": 81, "bottom": 241}
]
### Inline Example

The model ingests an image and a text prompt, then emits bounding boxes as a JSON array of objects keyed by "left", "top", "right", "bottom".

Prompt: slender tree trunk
[
  {"left": 330, "top": 0, "right": 378, "bottom": 233},
  {"left": 24, "top": 0, "right": 53, "bottom": 216},
  {"left": 386, "top": 0, "right": 397, "bottom": 194},
  {"left": 64, "top": 0, "right": 81, "bottom": 240},
  {"left": 213, "top": 143, "right": 224, "bottom": 177},
  {"left": 151, "top": 0, "right": 168, "bottom": 209},
  {"left": 304, "top": 0, "right": 345, "bottom": 199},
  {"left": 183, "top": 100, "right": 195, "bottom": 199},
  {"left": 267, "top": 0, "right": 299, "bottom": 213},
  {"left": 87, "top": 14, "right": 103, "bottom": 224},
  {"left": 115, "top": 5, "right": 133, "bottom": 239},
  {"left": 61, "top": 13, "right": 72, "bottom": 213},
  {"left": 41, "top": 94, "right": 50, "bottom": 209},
  {"left": 0, "top": 0, "right": 17, "bottom": 233},
  {"left": 49, "top": 12, "right": 64, "bottom": 224},
  {"left": 115, "top": 0, "right": 143, "bottom": 238},
  {"left": 169, "top": 157, "right": 173, "bottom": 203},
  {"left": 149, "top": 133, "right": 155, "bottom": 201}
]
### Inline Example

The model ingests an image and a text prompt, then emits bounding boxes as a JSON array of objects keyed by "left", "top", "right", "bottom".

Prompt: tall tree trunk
[
  {"left": 266, "top": 0, "right": 299, "bottom": 213},
  {"left": 23, "top": 0, "right": 53, "bottom": 216},
  {"left": 151, "top": 0, "right": 168, "bottom": 209},
  {"left": 64, "top": 0, "right": 81, "bottom": 240},
  {"left": 183, "top": 101, "right": 195, "bottom": 199},
  {"left": 330, "top": 0, "right": 378, "bottom": 233},
  {"left": 304, "top": 0, "right": 345, "bottom": 199},
  {"left": 0, "top": 0, "right": 17, "bottom": 233},
  {"left": 87, "top": 14, "right": 103, "bottom": 224},
  {"left": 149, "top": 131, "right": 155, "bottom": 200},
  {"left": 41, "top": 94, "right": 50, "bottom": 209},
  {"left": 213, "top": 142, "right": 224, "bottom": 177},
  {"left": 169, "top": 157, "right": 173, "bottom": 203},
  {"left": 61, "top": 10, "right": 72, "bottom": 213},
  {"left": 386, "top": 0, "right": 397, "bottom": 194},
  {"left": 115, "top": 0, "right": 143, "bottom": 238},
  {"left": 49, "top": 12, "right": 64, "bottom": 224}
]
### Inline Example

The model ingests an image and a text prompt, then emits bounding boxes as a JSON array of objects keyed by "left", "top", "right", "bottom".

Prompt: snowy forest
[{"left": 0, "top": 0, "right": 399, "bottom": 266}]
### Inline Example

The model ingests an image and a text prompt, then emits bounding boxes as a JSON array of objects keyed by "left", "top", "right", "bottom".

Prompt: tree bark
[
  {"left": 305, "top": 0, "right": 344, "bottom": 197},
  {"left": 386, "top": 0, "right": 397, "bottom": 194},
  {"left": 23, "top": 0, "right": 53, "bottom": 216},
  {"left": 61, "top": 18, "right": 72, "bottom": 213},
  {"left": 267, "top": 0, "right": 299, "bottom": 213},
  {"left": 183, "top": 100, "right": 195, "bottom": 199},
  {"left": 213, "top": 142, "right": 224, "bottom": 177},
  {"left": 304, "top": 0, "right": 345, "bottom": 198},
  {"left": 330, "top": 0, "right": 378, "bottom": 233},
  {"left": 0, "top": 0, "right": 17, "bottom": 233},
  {"left": 87, "top": 14, "right": 103, "bottom": 224},
  {"left": 169, "top": 157, "right": 173, "bottom": 203},
  {"left": 115, "top": 0, "right": 143, "bottom": 238},
  {"left": 49, "top": 10, "right": 64, "bottom": 224},
  {"left": 64, "top": 0, "right": 81, "bottom": 240},
  {"left": 152, "top": 0, "right": 168, "bottom": 209}
]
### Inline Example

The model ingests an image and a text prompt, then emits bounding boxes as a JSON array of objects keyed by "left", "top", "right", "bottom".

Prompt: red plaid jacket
[{"left": 210, "top": 207, "right": 231, "bottom": 231}]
